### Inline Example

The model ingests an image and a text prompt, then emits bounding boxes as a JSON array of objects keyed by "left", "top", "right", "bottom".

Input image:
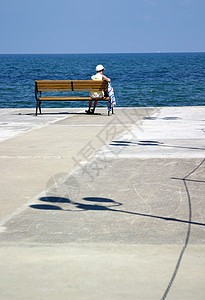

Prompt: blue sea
[{"left": 0, "top": 53, "right": 205, "bottom": 108}]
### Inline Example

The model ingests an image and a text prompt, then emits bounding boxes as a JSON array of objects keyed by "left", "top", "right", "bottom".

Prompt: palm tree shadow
[
  {"left": 110, "top": 140, "right": 205, "bottom": 151},
  {"left": 30, "top": 196, "right": 71, "bottom": 211},
  {"left": 29, "top": 196, "right": 205, "bottom": 227},
  {"left": 30, "top": 196, "right": 122, "bottom": 212},
  {"left": 29, "top": 159, "right": 205, "bottom": 300}
]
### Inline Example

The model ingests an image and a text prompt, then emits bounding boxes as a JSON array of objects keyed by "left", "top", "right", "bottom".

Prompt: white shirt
[{"left": 89, "top": 73, "right": 104, "bottom": 99}]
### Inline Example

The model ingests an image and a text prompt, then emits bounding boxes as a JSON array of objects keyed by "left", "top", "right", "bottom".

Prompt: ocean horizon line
[{"left": 1, "top": 51, "right": 205, "bottom": 56}]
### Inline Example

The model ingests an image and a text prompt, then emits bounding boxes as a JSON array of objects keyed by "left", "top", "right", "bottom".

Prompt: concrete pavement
[{"left": 0, "top": 106, "right": 205, "bottom": 299}]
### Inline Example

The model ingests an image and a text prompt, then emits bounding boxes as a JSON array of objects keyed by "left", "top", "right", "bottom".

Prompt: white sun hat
[{"left": 96, "top": 64, "right": 105, "bottom": 72}]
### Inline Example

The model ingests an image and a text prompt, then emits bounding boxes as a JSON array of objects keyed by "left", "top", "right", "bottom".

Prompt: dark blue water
[{"left": 0, "top": 53, "right": 205, "bottom": 108}]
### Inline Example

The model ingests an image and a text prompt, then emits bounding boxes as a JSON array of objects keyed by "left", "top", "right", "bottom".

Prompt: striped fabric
[{"left": 107, "top": 83, "right": 116, "bottom": 111}]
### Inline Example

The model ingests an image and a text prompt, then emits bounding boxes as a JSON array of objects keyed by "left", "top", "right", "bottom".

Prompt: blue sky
[{"left": 0, "top": 0, "right": 204, "bottom": 54}]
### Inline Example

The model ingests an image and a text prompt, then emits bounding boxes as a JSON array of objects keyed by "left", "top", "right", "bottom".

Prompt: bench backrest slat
[
  {"left": 73, "top": 81, "right": 107, "bottom": 91},
  {"left": 35, "top": 80, "right": 108, "bottom": 92},
  {"left": 35, "top": 80, "right": 73, "bottom": 91}
]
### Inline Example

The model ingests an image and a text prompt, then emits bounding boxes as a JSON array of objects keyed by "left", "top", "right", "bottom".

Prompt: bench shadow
[
  {"left": 24, "top": 112, "right": 103, "bottom": 116},
  {"left": 21, "top": 112, "right": 88, "bottom": 116},
  {"left": 110, "top": 140, "right": 205, "bottom": 151}
]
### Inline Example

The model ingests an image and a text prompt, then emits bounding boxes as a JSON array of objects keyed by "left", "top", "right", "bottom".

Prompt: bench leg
[
  {"left": 36, "top": 101, "right": 42, "bottom": 116},
  {"left": 36, "top": 102, "right": 39, "bottom": 116},
  {"left": 107, "top": 100, "right": 111, "bottom": 116},
  {"left": 39, "top": 101, "right": 42, "bottom": 114},
  {"left": 108, "top": 107, "right": 114, "bottom": 115}
]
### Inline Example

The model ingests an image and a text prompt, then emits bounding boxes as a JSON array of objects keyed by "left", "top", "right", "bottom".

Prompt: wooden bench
[{"left": 35, "top": 80, "right": 113, "bottom": 116}]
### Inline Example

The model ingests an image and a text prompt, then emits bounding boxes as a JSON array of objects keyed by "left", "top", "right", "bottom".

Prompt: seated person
[{"left": 86, "top": 64, "right": 111, "bottom": 114}]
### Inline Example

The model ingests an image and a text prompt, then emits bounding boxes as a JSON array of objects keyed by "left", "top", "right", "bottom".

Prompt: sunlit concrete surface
[{"left": 0, "top": 106, "right": 205, "bottom": 300}]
